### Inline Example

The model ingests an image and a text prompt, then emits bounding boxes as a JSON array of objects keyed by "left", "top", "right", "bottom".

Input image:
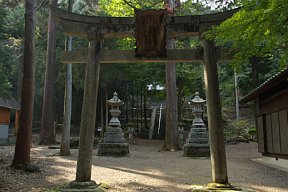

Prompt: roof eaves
[{"left": 240, "top": 68, "right": 288, "bottom": 103}]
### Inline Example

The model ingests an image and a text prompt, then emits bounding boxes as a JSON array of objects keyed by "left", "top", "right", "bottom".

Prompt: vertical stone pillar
[
  {"left": 75, "top": 28, "right": 103, "bottom": 183},
  {"left": 202, "top": 39, "right": 229, "bottom": 185}
]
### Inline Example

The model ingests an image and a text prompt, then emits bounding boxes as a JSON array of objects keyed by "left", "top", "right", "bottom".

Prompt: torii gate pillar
[
  {"left": 70, "top": 28, "right": 103, "bottom": 188},
  {"left": 202, "top": 38, "right": 231, "bottom": 188}
]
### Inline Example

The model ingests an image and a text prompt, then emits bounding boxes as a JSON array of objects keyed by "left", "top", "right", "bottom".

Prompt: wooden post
[
  {"left": 75, "top": 28, "right": 103, "bottom": 183},
  {"left": 202, "top": 38, "right": 229, "bottom": 185}
]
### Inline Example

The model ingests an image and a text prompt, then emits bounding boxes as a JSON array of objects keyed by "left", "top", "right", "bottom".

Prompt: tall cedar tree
[
  {"left": 12, "top": 0, "right": 35, "bottom": 167},
  {"left": 39, "top": 0, "right": 58, "bottom": 145},
  {"left": 162, "top": 0, "right": 180, "bottom": 151},
  {"left": 60, "top": 0, "right": 73, "bottom": 156}
]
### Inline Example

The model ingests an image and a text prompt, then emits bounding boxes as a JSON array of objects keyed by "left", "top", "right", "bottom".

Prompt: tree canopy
[
  {"left": 1, "top": 0, "right": 287, "bottom": 133},
  {"left": 209, "top": 0, "right": 288, "bottom": 68}
]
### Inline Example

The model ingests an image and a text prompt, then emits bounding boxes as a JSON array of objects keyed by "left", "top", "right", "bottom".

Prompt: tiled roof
[{"left": 240, "top": 68, "right": 288, "bottom": 103}]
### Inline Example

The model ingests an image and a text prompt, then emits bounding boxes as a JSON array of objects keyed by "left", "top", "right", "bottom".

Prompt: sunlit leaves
[
  {"left": 98, "top": 0, "right": 165, "bottom": 16},
  {"left": 208, "top": 0, "right": 288, "bottom": 67},
  {"left": 98, "top": 0, "right": 135, "bottom": 16}
]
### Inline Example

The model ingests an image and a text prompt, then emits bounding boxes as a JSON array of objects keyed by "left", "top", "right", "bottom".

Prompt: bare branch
[
  {"left": 123, "top": 0, "right": 138, "bottom": 10},
  {"left": 36, "top": 0, "right": 48, "bottom": 12}
]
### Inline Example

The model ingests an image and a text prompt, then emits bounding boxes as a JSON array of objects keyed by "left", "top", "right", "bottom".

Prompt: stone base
[
  {"left": 98, "top": 142, "right": 129, "bottom": 157},
  {"left": 60, "top": 180, "right": 108, "bottom": 192},
  {"left": 183, "top": 146, "right": 210, "bottom": 157},
  {"left": 191, "top": 183, "right": 255, "bottom": 192}
]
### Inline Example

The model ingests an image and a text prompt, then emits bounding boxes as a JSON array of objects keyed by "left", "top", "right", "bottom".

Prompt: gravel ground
[{"left": 0, "top": 139, "right": 288, "bottom": 192}]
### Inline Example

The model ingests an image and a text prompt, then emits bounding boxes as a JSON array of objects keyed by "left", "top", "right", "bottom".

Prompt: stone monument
[
  {"left": 183, "top": 92, "right": 210, "bottom": 157},
  {"left": 98, "top": 92, "right": 129, "bottom": 156}
]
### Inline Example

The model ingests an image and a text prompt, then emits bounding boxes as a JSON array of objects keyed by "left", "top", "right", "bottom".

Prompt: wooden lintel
[
  {"left": 61, "top": 49, "right": 204, "bottom": 64},
  {"left": 51, "top": 6, "right": 239, "bottom": 38},
  {"left": 61, "top": 49, "right": 232, "bottom": 64}
]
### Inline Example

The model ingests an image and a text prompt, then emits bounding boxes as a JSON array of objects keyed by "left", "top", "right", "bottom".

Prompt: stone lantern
[
  {"left": 98, "top": 92, "right": 129, "bottom": 156},
  {"left": 183, "top": 92, "right": 210, "bottom": 157},
  {"left": 107, "top": 92, "right": 123, "bottom": 127}
]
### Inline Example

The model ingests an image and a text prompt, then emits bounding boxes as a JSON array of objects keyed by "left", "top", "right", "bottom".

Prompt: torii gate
[{"left": 51, "top": 6, "right": 238, "bottom": 190}]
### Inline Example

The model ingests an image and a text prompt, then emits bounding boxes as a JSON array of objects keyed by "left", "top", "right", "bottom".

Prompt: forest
[
  {"left": 1, "top": 0, "right": 288, "bottom": 191},
  {"left": 1, "top": 0, "right": 286, "bottom": 140}
]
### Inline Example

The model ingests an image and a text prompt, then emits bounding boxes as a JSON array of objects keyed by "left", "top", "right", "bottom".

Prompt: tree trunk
[
  {"left": 162, "top": 40, "right": 179, "bottom": 151},
  {"left": 75, "top": 30, "right": 103, "bottom": 182},
  {"left": 12, "top": 0, "right": 35, "bottom": 167},
  {"left": 250, "top": 56, "right": 260, "bottom": 89},
  {"left": 202, "top": 38, "right": 228, "bottom": 184},
  {"left": 250, "top": 56, "right": 260, "bottom": 137},
  {"left": 234, "top": 69, "right": 239, "bottom": 120},
  {"left": 162, "top": 0, "right": 179, "bottom": 151},
  {"left": 39, "top": 0, "right": 58, "bottom": 145},
  {"left": 16, "top": 54, "right": 23, "bottom": 101},
  {"left": 60, "top": 0, "right": 73, "bottom": 156}
]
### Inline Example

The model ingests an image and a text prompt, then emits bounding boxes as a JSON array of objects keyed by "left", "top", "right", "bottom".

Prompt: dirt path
[{"left": 0, "top": 139, "right": 288, "bottom": 192}]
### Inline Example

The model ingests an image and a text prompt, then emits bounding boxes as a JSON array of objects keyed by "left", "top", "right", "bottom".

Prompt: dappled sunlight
[
  {"left": 1, "top": 141, "right": 288, "bottom": 191},
  {"left": 113, "top": 181, "right": 190, "bottom": 192},
  {"left": 93, "top": 165, "right": 169, "bottom": 179},
  {"left": 91, "top": 165, "right": 191, "bottom": 192}
]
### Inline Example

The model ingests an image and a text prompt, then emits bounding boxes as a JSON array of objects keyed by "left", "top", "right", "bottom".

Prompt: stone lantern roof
[
  {"left": 107, "top": 92, "right": 124, "bottom": 106},
  {"left": 191, "top": 92, "right": 206, "bottom": 104}
]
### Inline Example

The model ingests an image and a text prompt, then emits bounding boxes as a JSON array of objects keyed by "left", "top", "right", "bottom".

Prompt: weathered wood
[
  {"left": 265, "top": 114, "right": 273, "bottom": 153},
  {"left": 279, "top": 109, "right": 288, "bottom": 154},
  {"left": 241, "top": 68, "right": 288, "bottom": 104},
  {"left": 76, "top": 31, "right": 102, "bottom": 182},
  {"left": 51, "top": 6, "right": 238, "bottom": 38},
  {"left": 257, "top": 116, "right": 265, "bottom": 153},
  {"left": 260, "top": 91, "right": 288, "bottom": 114},
  {"left": 271, "top": 112, "right": 281, "bottom": 154},
  {"left": 61, "top": 49, "right": 204, "bottom": 63},
  {"left": 135, "top": 9, "right": 167, "bottom": 57},
  {"left": 203, "top": 38, "right": 228, "bottom": 184}
]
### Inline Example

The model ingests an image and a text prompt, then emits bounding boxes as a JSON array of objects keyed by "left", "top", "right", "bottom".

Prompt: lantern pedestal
[
  {"left": 98, "top": 127, "right": 129, "bottom": 156},
  {"left": 98, "top": 92, "right": 129, "bottom": 157}
]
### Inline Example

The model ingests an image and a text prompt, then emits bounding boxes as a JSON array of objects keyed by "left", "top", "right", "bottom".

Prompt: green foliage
[
  {"left": 177, "top": 0, "right": 215, "bottom": 15},
  {"left": 208, "top": 0, "right": 288, "bottom": 67},
  {"left": 0, "top": 1, "right": 24, "bottom": 98},
  {"left": 176, "top": 62, "right": 204, "bottom": 97},
  {"left": 248, "top": 127, "right": 256, "bottom": 134},
  {"left": 98, "top": 0, "right": 164, "bottom": 17},
  {"left": 3, "top": 0, "right": 281, "bottom": 136},
  {"left": 223, "top": 118, "right": 254, "bottom": 141}
]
